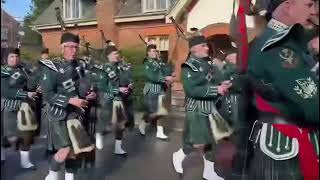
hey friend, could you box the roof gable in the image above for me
[32,0,96,26]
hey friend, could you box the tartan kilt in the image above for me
[144,94,159,114]
[246,122,319,180]
[183,110,215,147]
[47,112,94,154]
[144,93,168,118]
[96,99,113,133]
[96,98,127,132]
[247,144,303,180]
[2,109,19,137]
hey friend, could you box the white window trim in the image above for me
[145,35,169,51]
[142,0,171,13]
[63,0,82,20]
[1,27,8,40]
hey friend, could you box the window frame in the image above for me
[145,35,170,51]
[142,0,171,13]
[63,0,82,20]
[1,27,8,41]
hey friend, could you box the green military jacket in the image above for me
[159,59,173,77]
[1,63,37,110]
[181,56,224,114]
[248,19,319,124]
[40,58,92,120]
[222,62,237,80]
[143,58,167,95]
[99,62,123,100]
[119,61,133,87]
[84,62,105,92]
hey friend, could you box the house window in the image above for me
[146,35,169,61]
[1,27,8,41]
[63,0,82,20]
[143,0,170,12]
[147,36,169,51]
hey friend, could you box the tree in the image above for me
[22,0,54,46]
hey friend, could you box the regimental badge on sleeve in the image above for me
[294,77,317,99]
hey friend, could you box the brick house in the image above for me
[31,0,263,107]
[1,9,20,48]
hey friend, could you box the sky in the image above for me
[2,0,32,21]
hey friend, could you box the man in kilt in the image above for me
[95,45,128,155]
[42,32,96,180]
[1,48,39,170]
[138,43,174,140]
[172,35,233,180]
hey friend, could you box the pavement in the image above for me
[1,111,212,180]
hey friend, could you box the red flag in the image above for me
[236,0,251,73]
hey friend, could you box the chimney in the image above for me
[96,0,119,47]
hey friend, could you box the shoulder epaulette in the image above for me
[104,63,113,72]
[1,66,11,77]
[39,59,58,72]
[261,26,294,52]
[181,60,199,72]
[93,64,104,70]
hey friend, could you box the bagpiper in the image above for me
[95,45,128,155]
[172,35,233,180]
[246,0,319,179]
[42,32,96,180]
[138,43,174,140]
[1,48,39,170]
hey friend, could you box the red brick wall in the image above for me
[96,0,118,45]
[1,9,19,48]
[40,25,99,55]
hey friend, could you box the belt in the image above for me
[257,112,315,128]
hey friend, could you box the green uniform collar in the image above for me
[189,55,210,63]
[260,19,305,52]
[267,18,289,32]
[147,57,158,62]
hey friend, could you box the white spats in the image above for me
[156,126,168,139]
[45,170,59,180]
[203,156,224,180]
[20,150,35,169]
[139,121,147,135]
[65,172,74,180]
[172,148,186,174]
[1,147,5,162]
[114,140,127,155]
[95,133,103,150]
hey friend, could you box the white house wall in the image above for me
[187,0,255,31]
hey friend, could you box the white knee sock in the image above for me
[114,140,127,155]
[1,147,5,161]
[65,172,74,180]
[20,150,34,168]
[95,133,103,150]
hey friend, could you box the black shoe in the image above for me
[1,137,11,148]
